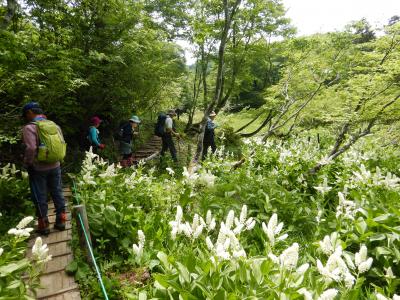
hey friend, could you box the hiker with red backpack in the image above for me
[22,102,67,235]
[155,109,180,163]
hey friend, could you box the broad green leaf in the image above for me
[0,259,30,277]
[176,262,190,283]
[138,291,147,300]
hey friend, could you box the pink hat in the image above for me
[90,116,102,126]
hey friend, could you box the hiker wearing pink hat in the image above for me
[88,116,105,152]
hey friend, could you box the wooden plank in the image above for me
[41,290,81,300]
[26,188,81,299]
[29,229,72,247]
[47,211,70,218]
[27,241,71,259]
[36,272,78,298]
[43,254,73,275]
[47,201,70,211]
[44,290,81,300]
[47,213,71,225]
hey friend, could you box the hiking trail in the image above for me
[122,135,173,166]
[27,187,80,300]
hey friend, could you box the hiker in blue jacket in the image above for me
[88,116,105,152]
[202,111,217,160]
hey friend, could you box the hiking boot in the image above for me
[37,218,50,235]
[54,212,67,231]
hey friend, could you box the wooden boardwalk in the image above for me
[121,135,163,167]
[27,187,81,300]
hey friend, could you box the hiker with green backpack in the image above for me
[22,102,67,235]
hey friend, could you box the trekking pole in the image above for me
[177,137,182,152]
[179,138,186,153]
[29,174,45,220]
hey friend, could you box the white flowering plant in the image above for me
[72,137,400,299]
[0,216,52,298]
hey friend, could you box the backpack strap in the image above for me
[29,121,41,145]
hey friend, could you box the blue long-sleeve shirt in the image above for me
[88,126,101,146]
[205,118,217,137]
[206,118,217,130]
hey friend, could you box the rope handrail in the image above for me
[72,181,109,300]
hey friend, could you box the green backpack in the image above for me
[33,120,67,163]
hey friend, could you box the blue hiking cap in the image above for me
[22,102,41,115]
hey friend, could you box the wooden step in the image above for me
[47,200,70,211]
[48,214,71,224]
[43,253,74,275]
[26,188,81,299]
[139,147,161,153]
[36,272,79,299]
[44,290,81,300]
[48,211,71,218]
[29,229,72,247]
[27,240,72,259]
[135,150,158,154]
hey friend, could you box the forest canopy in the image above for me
[0,0,399,161]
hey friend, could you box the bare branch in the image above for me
[310,93,400,174]
[241,110,274,137]
[235,111,264,133]
[380,32,400,65]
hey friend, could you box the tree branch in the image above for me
[310,93,400,174]
[241,110,274,137]
[235,111,264,133]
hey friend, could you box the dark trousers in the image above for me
[89,144,99,154]
[161,134,177,162]
[202,135,216,160]
[29,166,65,220]
[122,153,132,160]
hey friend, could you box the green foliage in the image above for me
[0,164,33,235]
[0,165,51,299]
[232,22,400,144]
[73,134,400,299]
[0,0,186,157]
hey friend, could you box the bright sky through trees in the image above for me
[179,0,400,64]
[284,0,400,35]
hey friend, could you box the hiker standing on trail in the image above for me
[119,115,141,160]
[156,109,180,163]
[88,116,105,153]
[22,102,67,235]
[202,111,218,160]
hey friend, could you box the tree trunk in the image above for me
[194,0,241,161]
[201,44,208,105]
[215,19,254,113]
[2,0,18,29]
[185,61,202,131]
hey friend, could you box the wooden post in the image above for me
[72,205,92,264]
[317,133,320,146]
